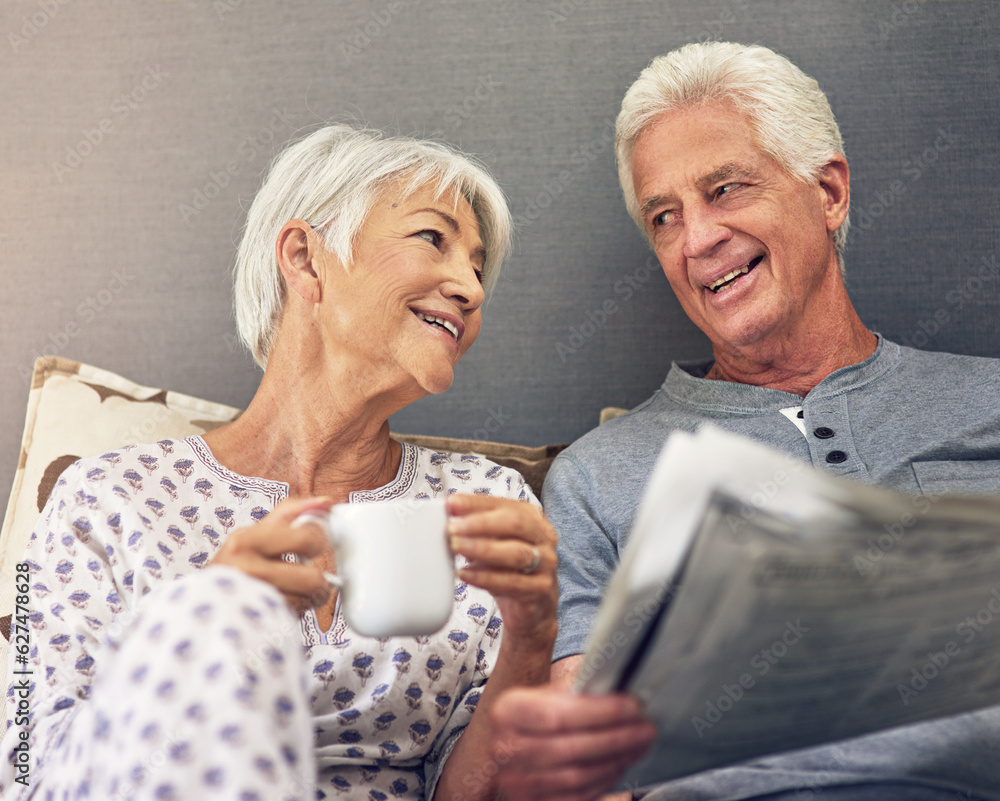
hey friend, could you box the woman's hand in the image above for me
[446,494,558,647]
[208,496,334,613]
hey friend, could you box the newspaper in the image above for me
[577,427,1000,787]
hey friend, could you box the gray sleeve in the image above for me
[543,451,621,661]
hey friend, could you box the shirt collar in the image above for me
[662,334,896,412]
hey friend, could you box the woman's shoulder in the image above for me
[41,437,214,513]
[403,442,533,503]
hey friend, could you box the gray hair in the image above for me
[234,125,513,368]
[616,41,849,271]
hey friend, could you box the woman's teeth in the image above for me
[416,312,458,340]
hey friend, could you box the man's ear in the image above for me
[818,154,850,233]
[277,219,326,304]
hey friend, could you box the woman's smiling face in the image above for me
[314,181,486,397]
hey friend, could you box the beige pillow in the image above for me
[599,407,629,425]
[0,357,241,664]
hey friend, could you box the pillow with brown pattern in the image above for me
[0,357,241,656]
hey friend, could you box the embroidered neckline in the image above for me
[186,436,289,506]
[182,436,422,647]
[349,440,419,503]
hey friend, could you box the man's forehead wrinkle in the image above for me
[699,161,756,188]
[638,161,757,217]
[639,192,674,218]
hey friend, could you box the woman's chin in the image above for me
[416,367,456,396]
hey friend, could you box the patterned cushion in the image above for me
[0,358,574,669]
[0,357,242,664]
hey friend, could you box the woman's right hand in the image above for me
[208,496,334,612]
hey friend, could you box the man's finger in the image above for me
[493,687,649,734]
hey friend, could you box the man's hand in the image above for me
[491,685,657,801]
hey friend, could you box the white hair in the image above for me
[234,125,513,368]
[616,41,849,271]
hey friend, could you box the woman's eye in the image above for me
[416,229,442,247]
[473,268,484,284]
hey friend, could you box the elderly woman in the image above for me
[1,126,557,800]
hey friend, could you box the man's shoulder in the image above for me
[546,386,691,495]
[892,340,1000,383]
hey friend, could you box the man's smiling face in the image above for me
[631,102,844,354]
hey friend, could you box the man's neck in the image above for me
[706,314,878,397]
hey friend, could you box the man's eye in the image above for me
[653,210,676,228]
[716,183,740,197]
[416,229,442,246]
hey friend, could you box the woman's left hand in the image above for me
[446,495,558,647]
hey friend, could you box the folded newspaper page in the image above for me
[577,427,1000,787]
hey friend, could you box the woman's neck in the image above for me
[203,353,409,500]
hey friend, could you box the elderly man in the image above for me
[492,41,1000,801]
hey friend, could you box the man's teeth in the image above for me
[709,264,751,293]
[416,312,458,340]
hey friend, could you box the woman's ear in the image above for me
[277,220,327,304]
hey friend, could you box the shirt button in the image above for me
[826,450,847,464]
[814,427,835,439]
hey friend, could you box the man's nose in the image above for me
[682,204,731,259]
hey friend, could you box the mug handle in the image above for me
[291,511,344,589]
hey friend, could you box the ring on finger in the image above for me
[521,545,542,574]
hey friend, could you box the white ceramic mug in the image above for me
[295,498,454,637]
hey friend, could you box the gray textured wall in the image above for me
[2,0,998,517]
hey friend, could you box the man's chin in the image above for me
[703,317,778,352]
